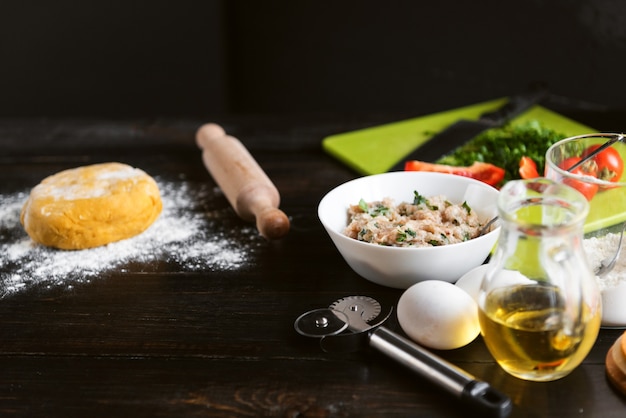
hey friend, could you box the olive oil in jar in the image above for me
[478,178,601,381]
[479,283,601,381]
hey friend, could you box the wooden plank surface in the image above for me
[1,113,625,417]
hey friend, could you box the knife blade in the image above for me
[389,88,547,171]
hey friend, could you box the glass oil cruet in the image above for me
[478,178,601,382]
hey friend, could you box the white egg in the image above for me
[397,280,480,350]
[455,264,489,303]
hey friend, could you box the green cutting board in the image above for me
[322,98,594,175]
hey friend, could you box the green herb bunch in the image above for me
[436,121,567,182]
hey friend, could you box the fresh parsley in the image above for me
[358,198,389,217]
[413,191,427,205]
[358,199,369,212]
[436,121,567,182]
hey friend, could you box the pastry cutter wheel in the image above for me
[294,295,512,418]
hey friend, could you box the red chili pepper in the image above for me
[519,156,540,179]
[404,160,505,187]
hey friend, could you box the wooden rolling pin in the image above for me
[196,123,290,240]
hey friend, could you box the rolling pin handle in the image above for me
[257,207,291,241]
[195,123,225,148]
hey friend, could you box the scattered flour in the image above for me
[0,179,262,297]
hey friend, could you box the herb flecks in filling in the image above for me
[345,191,484,248]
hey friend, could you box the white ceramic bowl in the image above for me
[318,171,500,289]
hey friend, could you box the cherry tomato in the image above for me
[558,156,599,200]
[563,177,599,200]
[519,156,540,179]
[582,144,624,183]
[558,156,594,173]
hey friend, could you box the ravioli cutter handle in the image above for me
[369,327,512,418]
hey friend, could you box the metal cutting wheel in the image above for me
[293,294,512,418]
[329,295,381,331]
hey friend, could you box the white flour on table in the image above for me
[0,179,262,297]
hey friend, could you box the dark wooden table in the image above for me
[2,107,626,417]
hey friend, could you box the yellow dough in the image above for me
[20,162,162,250]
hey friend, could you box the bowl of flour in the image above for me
[584,232,626,327]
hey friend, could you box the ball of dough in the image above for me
[20,162,162,250]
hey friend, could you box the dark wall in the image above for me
[0,1,226,118]
[1,1,626,118]
[227,1,626,115]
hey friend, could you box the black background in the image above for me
[2,0,626,119]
